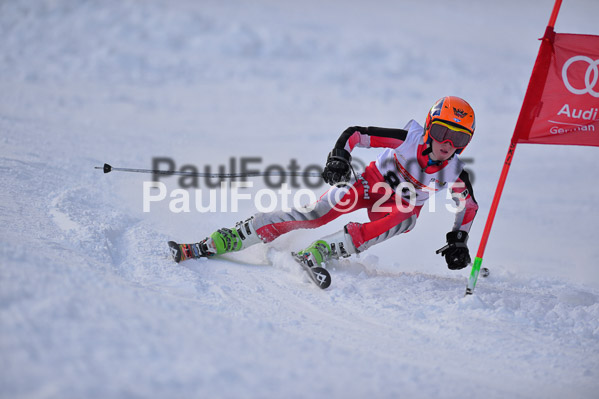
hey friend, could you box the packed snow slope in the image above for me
[1,0,599,398]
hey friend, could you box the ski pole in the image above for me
[95,163,323,179]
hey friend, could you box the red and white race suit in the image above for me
[252,120,478,252]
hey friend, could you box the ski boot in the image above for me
[168,217,263,263]
[294,229,357,268]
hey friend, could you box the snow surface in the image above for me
[2,0,599,398]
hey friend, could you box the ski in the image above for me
[168,241,183,263]
[291,252,332,289]
[168,240,214,263]
[169,241,331,289]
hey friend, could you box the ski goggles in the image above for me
[429,121,473,148]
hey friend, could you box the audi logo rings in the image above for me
[562,55,599,98]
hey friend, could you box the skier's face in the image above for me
[430,139,457,161]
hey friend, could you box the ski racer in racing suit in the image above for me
[169,96,478,272]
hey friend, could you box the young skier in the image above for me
[169,96,478,273]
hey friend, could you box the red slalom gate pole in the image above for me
[465,0,562,295]
[465,141,517,295]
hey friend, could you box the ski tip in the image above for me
[311,266,332,290]
[103,163,113,173]
[291,253,332,289]
[167,241,181,263]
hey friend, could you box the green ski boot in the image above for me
[294,229,357,268]
[168,217,263,263]
[296,240,332,268]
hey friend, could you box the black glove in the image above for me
[436,230,471,270]
[322,148,352,186]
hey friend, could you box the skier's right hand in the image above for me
[322,148,352,186]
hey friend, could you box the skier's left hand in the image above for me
[436,230,471,270]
